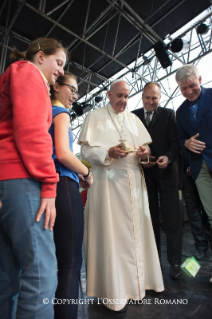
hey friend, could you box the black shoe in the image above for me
[193,249,206,260]
[170,264,182,279]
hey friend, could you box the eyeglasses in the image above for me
[57,81,80,99]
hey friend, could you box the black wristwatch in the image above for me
[83,168,90,178]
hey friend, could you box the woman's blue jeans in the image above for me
[0,178,57,319]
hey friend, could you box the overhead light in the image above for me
[70,113,77,122]
[170,38,189,53]
[72,102,83,116]
[143,56,151,65]
[81,102,93,113]
[71,102,93,117]
[196,23,209,35]
[95,96,103,103]
[153,42,172,69]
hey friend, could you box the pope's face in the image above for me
[142,84,161,112]
[178,76,202,101]
[107,82,130,113]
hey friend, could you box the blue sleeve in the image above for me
[52,106,71,119]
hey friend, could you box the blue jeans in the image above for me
[0,178,57,319]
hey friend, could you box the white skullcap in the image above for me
[110,79,130,90]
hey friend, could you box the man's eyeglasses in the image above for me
[57,81,80,99]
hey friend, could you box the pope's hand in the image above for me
[108,144,128,159]
[141,157,157,168]
[136,146,149,160]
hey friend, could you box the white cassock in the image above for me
[78,103,164,311]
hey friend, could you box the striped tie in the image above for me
[146,112,152,126]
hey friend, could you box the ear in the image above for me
[36,51,45,65]
[107,90,111,100]
[199,76,202,85]
[53,82,60,93]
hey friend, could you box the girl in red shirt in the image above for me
[0,38,67,319]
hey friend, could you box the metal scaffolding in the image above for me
[69,6,212,144]
[0,0,212,145]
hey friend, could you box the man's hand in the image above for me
[141,161,157,168]
[157,156,169,169]
[136,146,149,160]
[186,167,192,176]
[185,133,206,154]
[108,144,128,159]
[36,198,56,231]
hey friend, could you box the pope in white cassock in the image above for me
[78,80,164,311]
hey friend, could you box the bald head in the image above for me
[142,83,161,112]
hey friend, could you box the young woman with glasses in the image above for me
[0,38,67,318]
[49,72,93,319]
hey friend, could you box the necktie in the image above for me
[145,112,152,126]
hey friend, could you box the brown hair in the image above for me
[9,37,68,63]
[50,71,77,100]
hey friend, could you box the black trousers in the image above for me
[182,175,212,251]
[144,169,182,265]
[54,176,84,319]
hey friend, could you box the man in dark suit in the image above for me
[132,82,182,279]
[175,65,212,262]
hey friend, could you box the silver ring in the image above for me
[119,156,121,159]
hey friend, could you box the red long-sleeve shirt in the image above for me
[0,61,58,197]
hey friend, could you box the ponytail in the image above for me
[9,48,26,63]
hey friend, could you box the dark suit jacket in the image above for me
[176,87,212,179]
[132,106,180,186]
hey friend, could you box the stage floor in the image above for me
[78,222,212,319]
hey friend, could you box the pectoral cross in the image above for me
[119,138,126,144]
[119,139,127,150]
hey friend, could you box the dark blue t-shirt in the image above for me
[49,105,79,184]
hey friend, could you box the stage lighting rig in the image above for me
[70,102,93,121]
[196,23,210,35]
[95,96,103,103]
[153,42,172,69]
[170,38,189,53]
